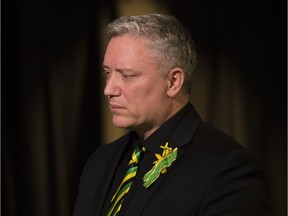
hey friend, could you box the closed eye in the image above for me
[122,74,137,78]
[121,73,139,81]
[102,70,111,78]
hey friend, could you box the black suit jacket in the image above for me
[73,106,270,216]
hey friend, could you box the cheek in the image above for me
[126,80,167,107]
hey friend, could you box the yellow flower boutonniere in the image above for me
[143,142,178,188]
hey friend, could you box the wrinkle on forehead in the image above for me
[103,35,158,74]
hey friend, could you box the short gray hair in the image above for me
[105,13,198,95]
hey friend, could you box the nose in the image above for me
[104,73,121,97]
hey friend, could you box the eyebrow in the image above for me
[102,65,138,73]
[102,65,110,70]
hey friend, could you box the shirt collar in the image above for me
[130,102,192,155]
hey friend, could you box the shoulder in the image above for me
[180,122,269,214]
[193,121,247,154]
[194,124,270,215]
[183,121,264,178]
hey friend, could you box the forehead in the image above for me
[103,35,157,68]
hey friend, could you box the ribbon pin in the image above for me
[143,142,178,188]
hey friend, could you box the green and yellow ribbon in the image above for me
[143,142,178,188]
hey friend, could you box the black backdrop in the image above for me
[2,0,286,215]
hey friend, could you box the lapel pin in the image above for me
[143,142,178,188]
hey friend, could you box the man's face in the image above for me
[103,35,172,137]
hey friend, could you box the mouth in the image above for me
[109,103,125,112]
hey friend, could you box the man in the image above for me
[73,13,270,216]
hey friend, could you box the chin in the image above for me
[112,117,134,129]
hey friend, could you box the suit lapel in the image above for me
[89,135,131,216]
[126,107,202,215]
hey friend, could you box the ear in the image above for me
[166,67,185,97]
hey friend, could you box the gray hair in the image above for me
[105,13,198,95]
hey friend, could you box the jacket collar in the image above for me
[143,102,195,154]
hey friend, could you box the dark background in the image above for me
[2,0,287,216]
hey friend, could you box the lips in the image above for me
[109,103,125,112]
[110,103,122,108]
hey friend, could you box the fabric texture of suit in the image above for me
[73,105,270,216]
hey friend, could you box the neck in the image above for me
[137,98,190,140]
